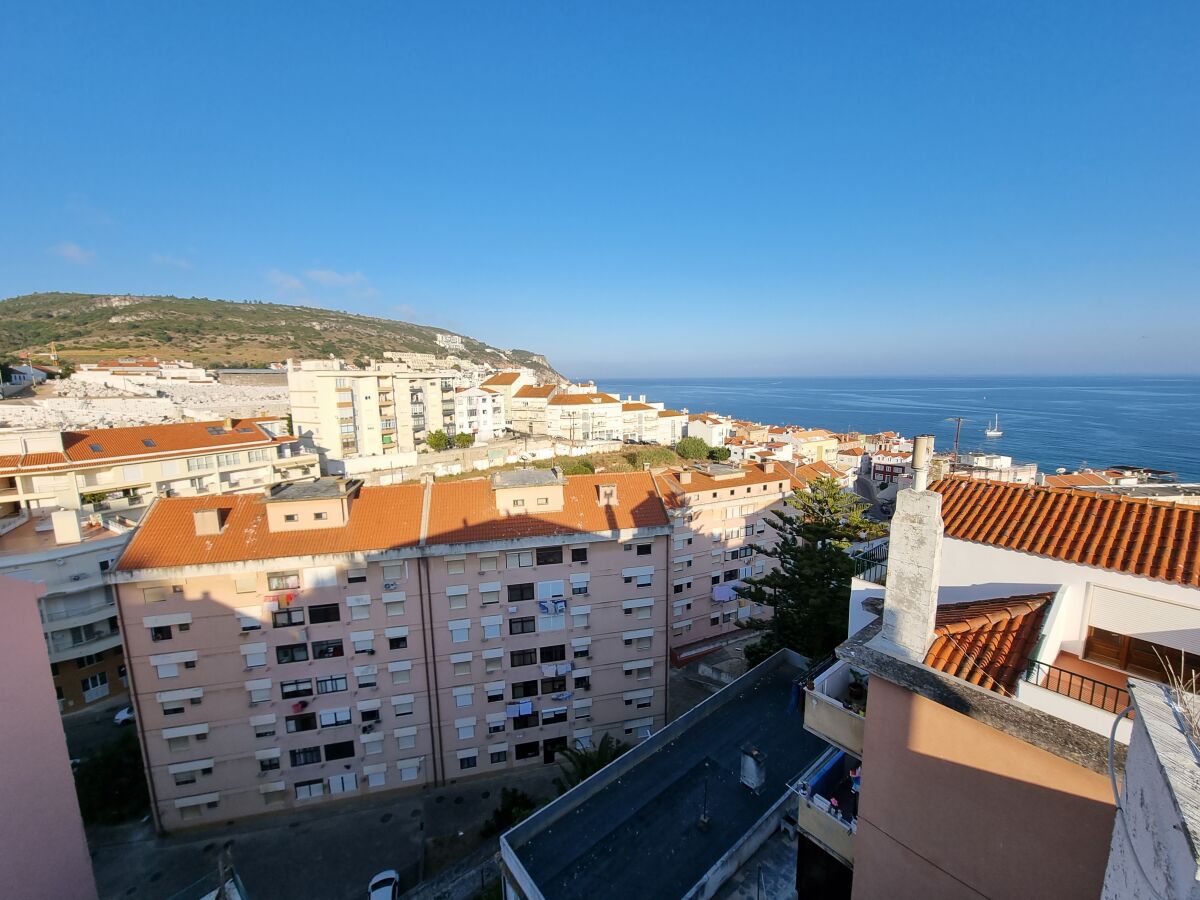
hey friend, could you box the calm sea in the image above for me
[592,376,1200,482]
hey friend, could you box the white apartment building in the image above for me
[656,410,687,445]
[686,414,733,447]
[287,359,454,472]
[453,387,506,441]
[620,399,665,443]
[545,393,623,443]
[112,470,672,831]
[510,385,559,435]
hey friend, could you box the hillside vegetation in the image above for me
[0,292,562,379]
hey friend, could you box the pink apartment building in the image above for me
[112,469,674,831]
[652,462,789,663]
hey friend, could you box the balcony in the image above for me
[796,747,858,869]
[42,596,117,629]
[803,659,867,757]
[46,627,122,664]
[1016,658,1134,742]
[849,540,888,586]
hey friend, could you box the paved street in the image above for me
[63,695,132,761]
[89,765,559,900]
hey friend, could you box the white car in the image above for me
[368,870,400,900]
[113,706,135,725]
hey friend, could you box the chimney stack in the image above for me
[51,509,82,545]
[879,435,942,662]
[193,507,229,536]
[679,470,692,485]
[596,483,618,506]
[762,461,775,474]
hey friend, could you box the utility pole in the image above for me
[945,417,966,458]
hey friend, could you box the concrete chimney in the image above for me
[51,509,82,545]
[596,483,618,506]
[879,434,942,663]
[193,507,228,536]
[762,461,775,474]
[678,470,692,485]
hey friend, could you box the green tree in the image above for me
[675,436,710,459]
[737,475,882,666]
[453,432,475,449]
[426,430,450,451]
[553,734,631,794]
[707,446,731,462]
[480,788,542,838]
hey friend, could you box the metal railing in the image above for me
[43,597,116,623]
[1021,660,1130,714]
[850,541,889,585]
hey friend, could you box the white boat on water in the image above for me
[985,415,1003,438]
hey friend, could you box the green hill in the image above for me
[0,292,562,379]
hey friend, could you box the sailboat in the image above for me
[985,414,1003,438]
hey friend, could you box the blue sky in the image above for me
[2,2,1197,377]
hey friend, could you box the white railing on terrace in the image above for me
[43,597,116,623]
[0,511,30,537]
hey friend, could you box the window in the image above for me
[511,649,537,668]
[479,554,498,572]
[710,613,721,626]
[456,718,476,740]
[151,625,173,642]
[280,679,313,699]
[253,719,276,738]
[484,652,503,674]
[480,583,501,606]
[258,755,280,773]
[267,571,300,591]
[382,563,407,586]
[276,644,309,664]
[536,547,563,566]
[506,551,533,569]
[283,513,299,523]
[541,677,566,694]
[452,656,472,677]
[447,585,469,610]
[490,747,508,764]
[515,741,540,761]
[187,455,214,472]
[487,716,506,734]
[389,662,412,685]
[512,680,538,699]
[388,633,408,650]
[392,695,415,717]
[513,713,538,730]
[316,675,348,695]
[355,667,378,688]
[481,616,503,640]
[539,645,566,663]
[673,579,692,595]
[324,741,355,762]
[508,583,535,603]
[486,682,505,702]
[448,620,470,643]
[383,593,406,616]
[459,752,478,771]
[347,568,367,584]
[162,700,186,716]
[512,499,525,508]
[542,708,568,725]
[574,673,592,691]
[307,607,340,628]
[290,747,321,767]
[636,544,652,556]
[286,713,317,733]
[538,612,565,632]
[313,512,328,521]
[295,779,324,800]
[509,617,536,636]
[272,608,305,627]
[318,708,352,728]
[312,639,344,659]
[395,727,417,751]
[352,632,375,653]
[571,607,590,629]
[571,547,588,563]
[446,557,466,575]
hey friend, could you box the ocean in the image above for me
[591,376,1200,482]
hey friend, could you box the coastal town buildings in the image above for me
[286,359,454,472]
[544,392,622,443]
[74,357,214,387]
[869,449,912,484]
[619,398,664,443]
[783,428,840,464]
[451,387,506,441]
[656,409,688,444]
[477,370,534,411]
[686,413,733,447]
[509,384,558,435]
[111,469,674,831]
[0,575,98,899]
[0,417,317,713]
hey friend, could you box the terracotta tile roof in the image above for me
[688,414,723,424]
[621,402,655,412]
[924,593,1052,694]
[0,418,293,476]
[514,385,557,399]
[547,393,620,406]
[427,473,667,544]
[652,463,791,509]
[933,478,1200,587]
[657,409,685,418]
[1041,472,1111,489]
[118,484,426,570]
[481,371,521,387]
[839,448,866,457]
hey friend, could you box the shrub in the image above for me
[675,436,710,459]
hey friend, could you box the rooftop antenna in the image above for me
[944,417,968,457]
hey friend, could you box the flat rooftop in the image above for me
[267,478,360,502]
[506,653,828,899]
[1081,483,1200,500]
[0,516,125,557]
[490,467,564,489]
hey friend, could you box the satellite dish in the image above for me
[1055,467,1066,475]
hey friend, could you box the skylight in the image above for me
[206,426,225,435]
[89,443,103,452]
[143,439,157,447]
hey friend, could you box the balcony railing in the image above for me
[849,540,888,586]
[1021,660,1131,714]
[43,597,116,623]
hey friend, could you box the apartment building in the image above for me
[544,392,622,443]
[784,428,840,464]
[509,385,559,435]
[656,409,687,445]
[653,462,789,662]
[686,413,732,447]
[452,387,507,440]
[794,440,1200,899]
[286,359,453,471]
[478,370,535,411]
[869,449,911,484]
[0,417,318,713]
[620,399,664,443]
[112,469,672,831]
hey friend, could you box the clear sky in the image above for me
[2,2,1197,377]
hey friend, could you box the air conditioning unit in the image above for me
[383,581,397,590]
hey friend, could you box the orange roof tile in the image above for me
[514,385,557,399]
[118,485,426,570]
[924,594,1052,694]
[621,402,655,412]
[427,473,667,544]
[547,392,620,406]
[1041,472,1111,489]
[657,409,685,418]
[652,463,791,509]
[933,478,1200,587]
[481,371,521,386]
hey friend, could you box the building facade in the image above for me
[509,385,558,435]
[452,387,506,441]
[112,470,673,831]
[544,393,622,443]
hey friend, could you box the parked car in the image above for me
[113,706,135,725]
[367,870,400,900]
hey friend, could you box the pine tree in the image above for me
[736,475,880,666]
